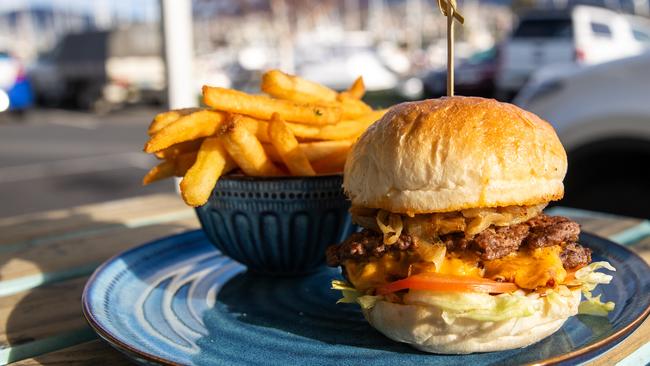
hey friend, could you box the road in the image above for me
[0,107,177,218]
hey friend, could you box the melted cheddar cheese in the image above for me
[345,245,568,292]
[438,252,484,278]
[483,246,567,289]
[345,252,412,292]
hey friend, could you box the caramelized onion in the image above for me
[462,204,546,236]
[415,239,447,271]
[351,204,546,240]
[376,210,404,245]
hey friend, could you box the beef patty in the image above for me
[326,214,588,269]
[560,243,592,269]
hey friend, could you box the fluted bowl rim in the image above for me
[217,173,343,182]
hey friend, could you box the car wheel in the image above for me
[76,83,104,111]
[561,138,650,218]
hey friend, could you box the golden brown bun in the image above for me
[344,97,567,214]
[362,288,581,354]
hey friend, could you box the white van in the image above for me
[496,5,650,99]
[513,53,650,218]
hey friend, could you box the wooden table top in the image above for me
[0,193,648,365]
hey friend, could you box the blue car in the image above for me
[0,51,34,113]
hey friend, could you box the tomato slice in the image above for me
[376,273,518,295]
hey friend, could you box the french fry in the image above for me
[287,109,387,140]
[286,120,362,141]
[299,140,354,161]
[143,73,385,202]
[261,69,338,103]
[219,116,283,176]
[236,115,270,142]
[261,70,370,118]
[142,160,175,185]
[174,151,198,176]
[144,110,227,153]
[262,143,282,163]
[154,139,203,159]
[143,150,199,185]
[268,113,315,176]
[263,140,353,163]
[202,86,341,125]
[339,76,365,100]
[338,98,372,119]
[180,138,236,207]
[148,108,201,135]
[247,113,388,145]
[152,115,269,158]
[305,98,372,119]
[312,150,349,174]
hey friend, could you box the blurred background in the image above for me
[0,0,649,219]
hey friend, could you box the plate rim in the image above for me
[81,230,650,366]
[81,231,205,366]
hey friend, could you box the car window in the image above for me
[632,28,650,43]
[466,48,497,65]
[513,19,573,39]
[590,22,612,37]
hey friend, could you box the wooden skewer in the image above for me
[446,0,454,97]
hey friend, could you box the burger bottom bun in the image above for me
[362,289,581,354]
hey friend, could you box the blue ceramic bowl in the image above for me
[194,174,355,275]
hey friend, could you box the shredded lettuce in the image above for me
[405,290,549,322]
[331,280,380,309]
[331,280,361,304]
[573,261,616,291]
[357,295,381,310]
[330,260,616,320]
[578,293,616,316]
[568,261,616,316]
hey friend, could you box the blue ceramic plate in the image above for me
[83,230,650,366]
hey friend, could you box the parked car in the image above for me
[497,6,650,100]
[29,24,164,112]
[27,49,65,107]
[422,47,499,98]
[0,51,33,114]
[298,46,398,92]
[514,52,650,218]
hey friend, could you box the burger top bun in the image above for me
[343,97,567,214]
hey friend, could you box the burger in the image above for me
[326,97,615,354]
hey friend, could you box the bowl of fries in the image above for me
[195,174,354,274]
[142,70,387,274]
